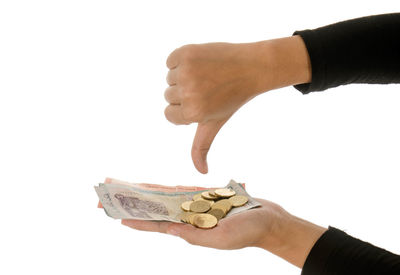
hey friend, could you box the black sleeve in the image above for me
[293,13,400,94]
[301,227,400,275]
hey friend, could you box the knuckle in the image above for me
[164,91,169,102]
[181,85,198,102]
[180,44,199,62]
[178,68,191,85]
[166,55,173,68]
[182,106,202,122]
[166,70,176,84]
[164,107,173,122]
[166,47,180,68]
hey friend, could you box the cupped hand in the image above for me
[121,199,286,250]
[120,197,326,268]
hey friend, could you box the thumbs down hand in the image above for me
[164,37,311,173]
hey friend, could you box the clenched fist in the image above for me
[164,36,311,173]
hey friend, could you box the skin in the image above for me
[99,35,327,269]
[164,35,311,174]
[119,200,326,268]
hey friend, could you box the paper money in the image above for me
[95,179,261,222]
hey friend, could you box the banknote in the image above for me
[95,179,261,222]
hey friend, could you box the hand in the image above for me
[164,36,311,173]
[122,199,282,250]
[121,199,326,268]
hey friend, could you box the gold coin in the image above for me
[190,200,211,213]
[215,188,236,198]
[192,193,203,201]
[193,197,214,206]
[201,191,218,200]
[207,208,225,220]
[210,205,226,215]
[188,213,198,225]
[208,190,217,197]
[229,195,248,207]
[193,214,218,229]
[179,211,191,223]
[181,200,193,212]
[212,199,232,214]
[179,212,187,222]
[205,200,215,206]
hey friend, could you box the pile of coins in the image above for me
[180,188,249,229]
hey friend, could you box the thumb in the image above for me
[192,119,227,174]
[167,223,214,247]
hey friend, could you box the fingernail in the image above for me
[200,161,208,174]
[167,228,180,237]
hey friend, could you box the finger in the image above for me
[164,105,190,125]
[191,120,227,174]
[166,69,178,86]
[121,219,181,234]
[164,86,181,105]
[167,223,222,247]
[166,48,180,69]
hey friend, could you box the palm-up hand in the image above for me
[99,196,325,267]
[119,198,326,268]
[121,199,285,250]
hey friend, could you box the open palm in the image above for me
[121,199,286,250]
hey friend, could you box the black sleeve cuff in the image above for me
[301,226,400,275]
[292,29,326,94]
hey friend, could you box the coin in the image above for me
[192,193,203,201]
[212,199,232,215]
[181,201,193,212]
[215,188,236,198]
[179,212,187,222]
[207,208,225,220]
[229,195,248,207]
[187,212,198,225]
[179,211,191,223]
[193,197,215,206]
[208,190,217,197]
[201,191,218,200]
[193,213,218,229]
[190,200,211,213]
[212,199,232,214]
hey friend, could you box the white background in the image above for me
[0,1,399,274]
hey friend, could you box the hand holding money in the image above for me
[121,197,327,268]
[95,178,326,268]
[122,198,287,250]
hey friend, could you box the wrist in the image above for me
[252,35,312,94]
[258,209,327,268]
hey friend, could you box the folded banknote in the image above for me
[95,179,261,222]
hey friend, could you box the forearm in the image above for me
[244,35,312,97]
[253,13,400,96]
[257,211,400,273]
[258,209,327,268]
